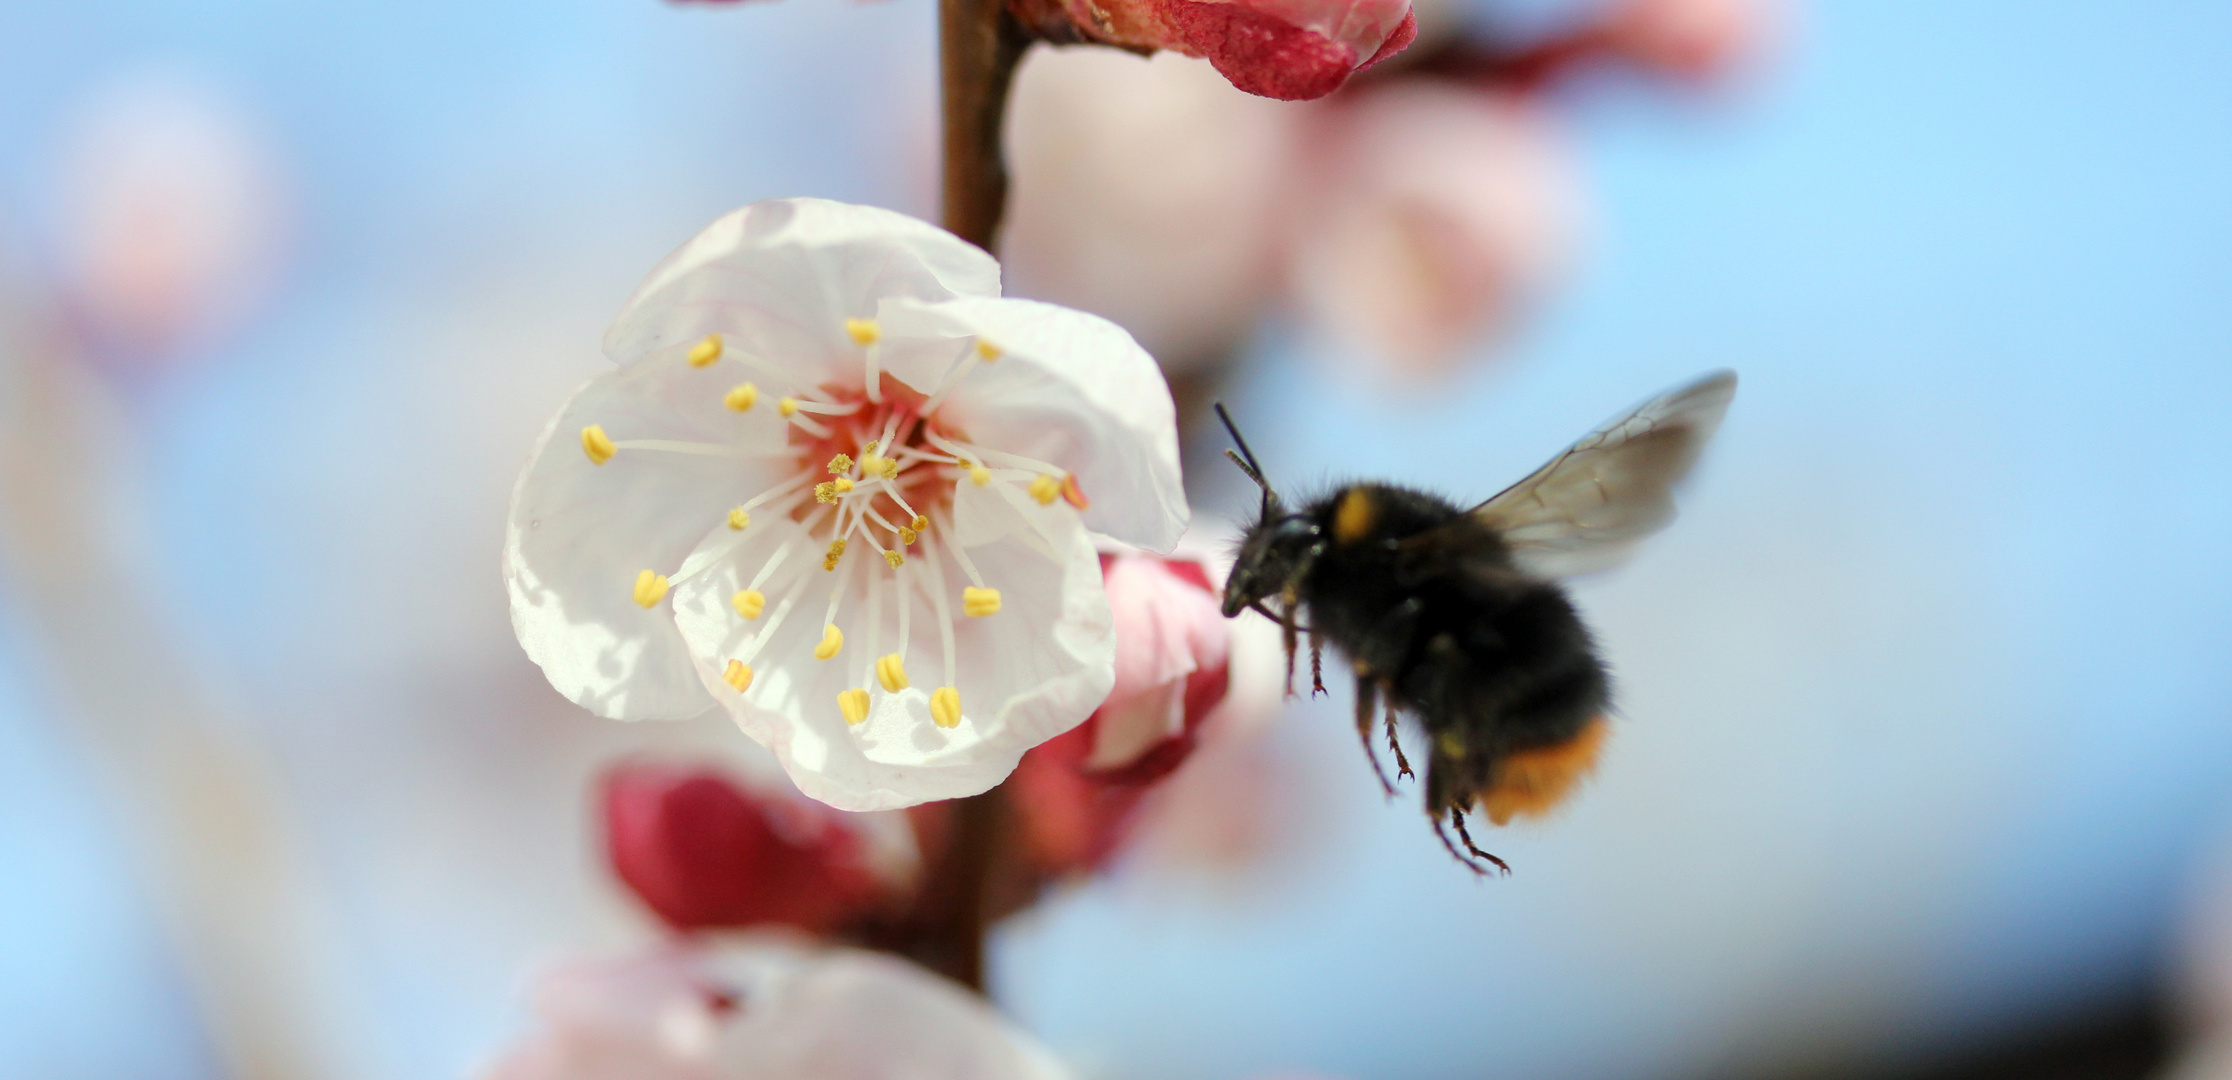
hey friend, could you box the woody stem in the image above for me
[939,0,1029,252]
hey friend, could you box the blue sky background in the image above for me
[0,2,2228,1078]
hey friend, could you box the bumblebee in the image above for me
[1216,371,1736,874]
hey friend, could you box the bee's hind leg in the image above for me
[1309,632,1326,698]
[1437,806,1511,877]
[1354,675,1396,797]
[1382,690,1414,781]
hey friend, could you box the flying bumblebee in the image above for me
[1216,371,1736,874]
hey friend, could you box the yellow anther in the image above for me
[1029,474,1061,505]
[731,589,765,620]
[779,397,799,418]
[581,425,616,465]
[878,458,899,480]
[838,687,871,725]
[814,482,839,504]
[722,660,754,692]
[884,550,904,568]
[687,334,723,367]
[862,441,879,455]
[962,586,1001,617]
[822,538,846,571]
[968,464,991,487]
[631,569,669,609]
[814,624,844,660]
[897,526,918,545]
[845,317,880,346]
[724,383,759,412]
[728,507,750,531]
[876,653,909,692]
[911,514,929,531]
[832,477,854,495]
[975,338,1001,362]
[828,454,854,475]
[931,687,962,729]
[858,454,886,476]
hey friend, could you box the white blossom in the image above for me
[506,198,1186,809]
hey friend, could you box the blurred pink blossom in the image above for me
[1289,84,1579,377]
[1599,0,1774,82]
[602,763,906,935]
[478,939,1075,1080]
[50,69,290,366]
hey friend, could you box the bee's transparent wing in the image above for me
[1472,370,1736,580]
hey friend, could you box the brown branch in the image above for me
[940,0,1029,252]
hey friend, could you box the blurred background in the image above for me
[2,1,2230,1079]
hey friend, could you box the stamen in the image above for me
[969,463,991,487]
[838,687,871,725]
[687,334,724,368]
[581,425,616,465]
[962,586,1001,617]
[814,624,844,660]
[931,686,962,729]
[975,338,1001,361]
[918,530,959,689]
[722,660,753,692]
[884,550,904,568]
[833,477,854,495]
[911,514,929,532]
[732,589,765,619]
[876,654,909,692]
[877,458,898,480]
[897,526,918,545]
[778,397,799,417]
[944,519,986,588]
[724,383,758,411]
[828,454,854,476]
[631,569,670,609]
[815,482,838,504]
[845,318,879,346]
[1028,474,1061,505]
[823,538,847,571]
[610,439,772,459]
[728,507,750,531]
[1061,474,1089,510]
[737,571,814,664]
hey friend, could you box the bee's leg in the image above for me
[1382,688,1414,781]
[1354,675,1396,797]
[1278,581,1303,698]
[1309,632,1326,698]
[1443,807,1511,877]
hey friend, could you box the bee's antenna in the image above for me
[1213,402,1279,512]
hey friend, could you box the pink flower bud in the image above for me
[602,763,891,934]
[1006,552,1233,875]
[1015,0,1418,100]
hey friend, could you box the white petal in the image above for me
[672,503,1113,811]
[506,359,793,721]
[879,295,1188,551]
[601,199,1001,375]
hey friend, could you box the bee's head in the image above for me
[1212,402,1310,618]
[1223,511,1315,617]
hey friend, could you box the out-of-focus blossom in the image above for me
[1003,50,1298,375]
[602,762,906,934]
[507,197,1186,811]
[1290,85,1579,377]
[1012,0,1417,101]
[477,938,1075,1080]
[50,69,290,365]
[1005,548,1275,876]
[1598,0,1774,83]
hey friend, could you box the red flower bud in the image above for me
[602,762,890,934]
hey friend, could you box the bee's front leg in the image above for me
[1353,672,1396,797]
